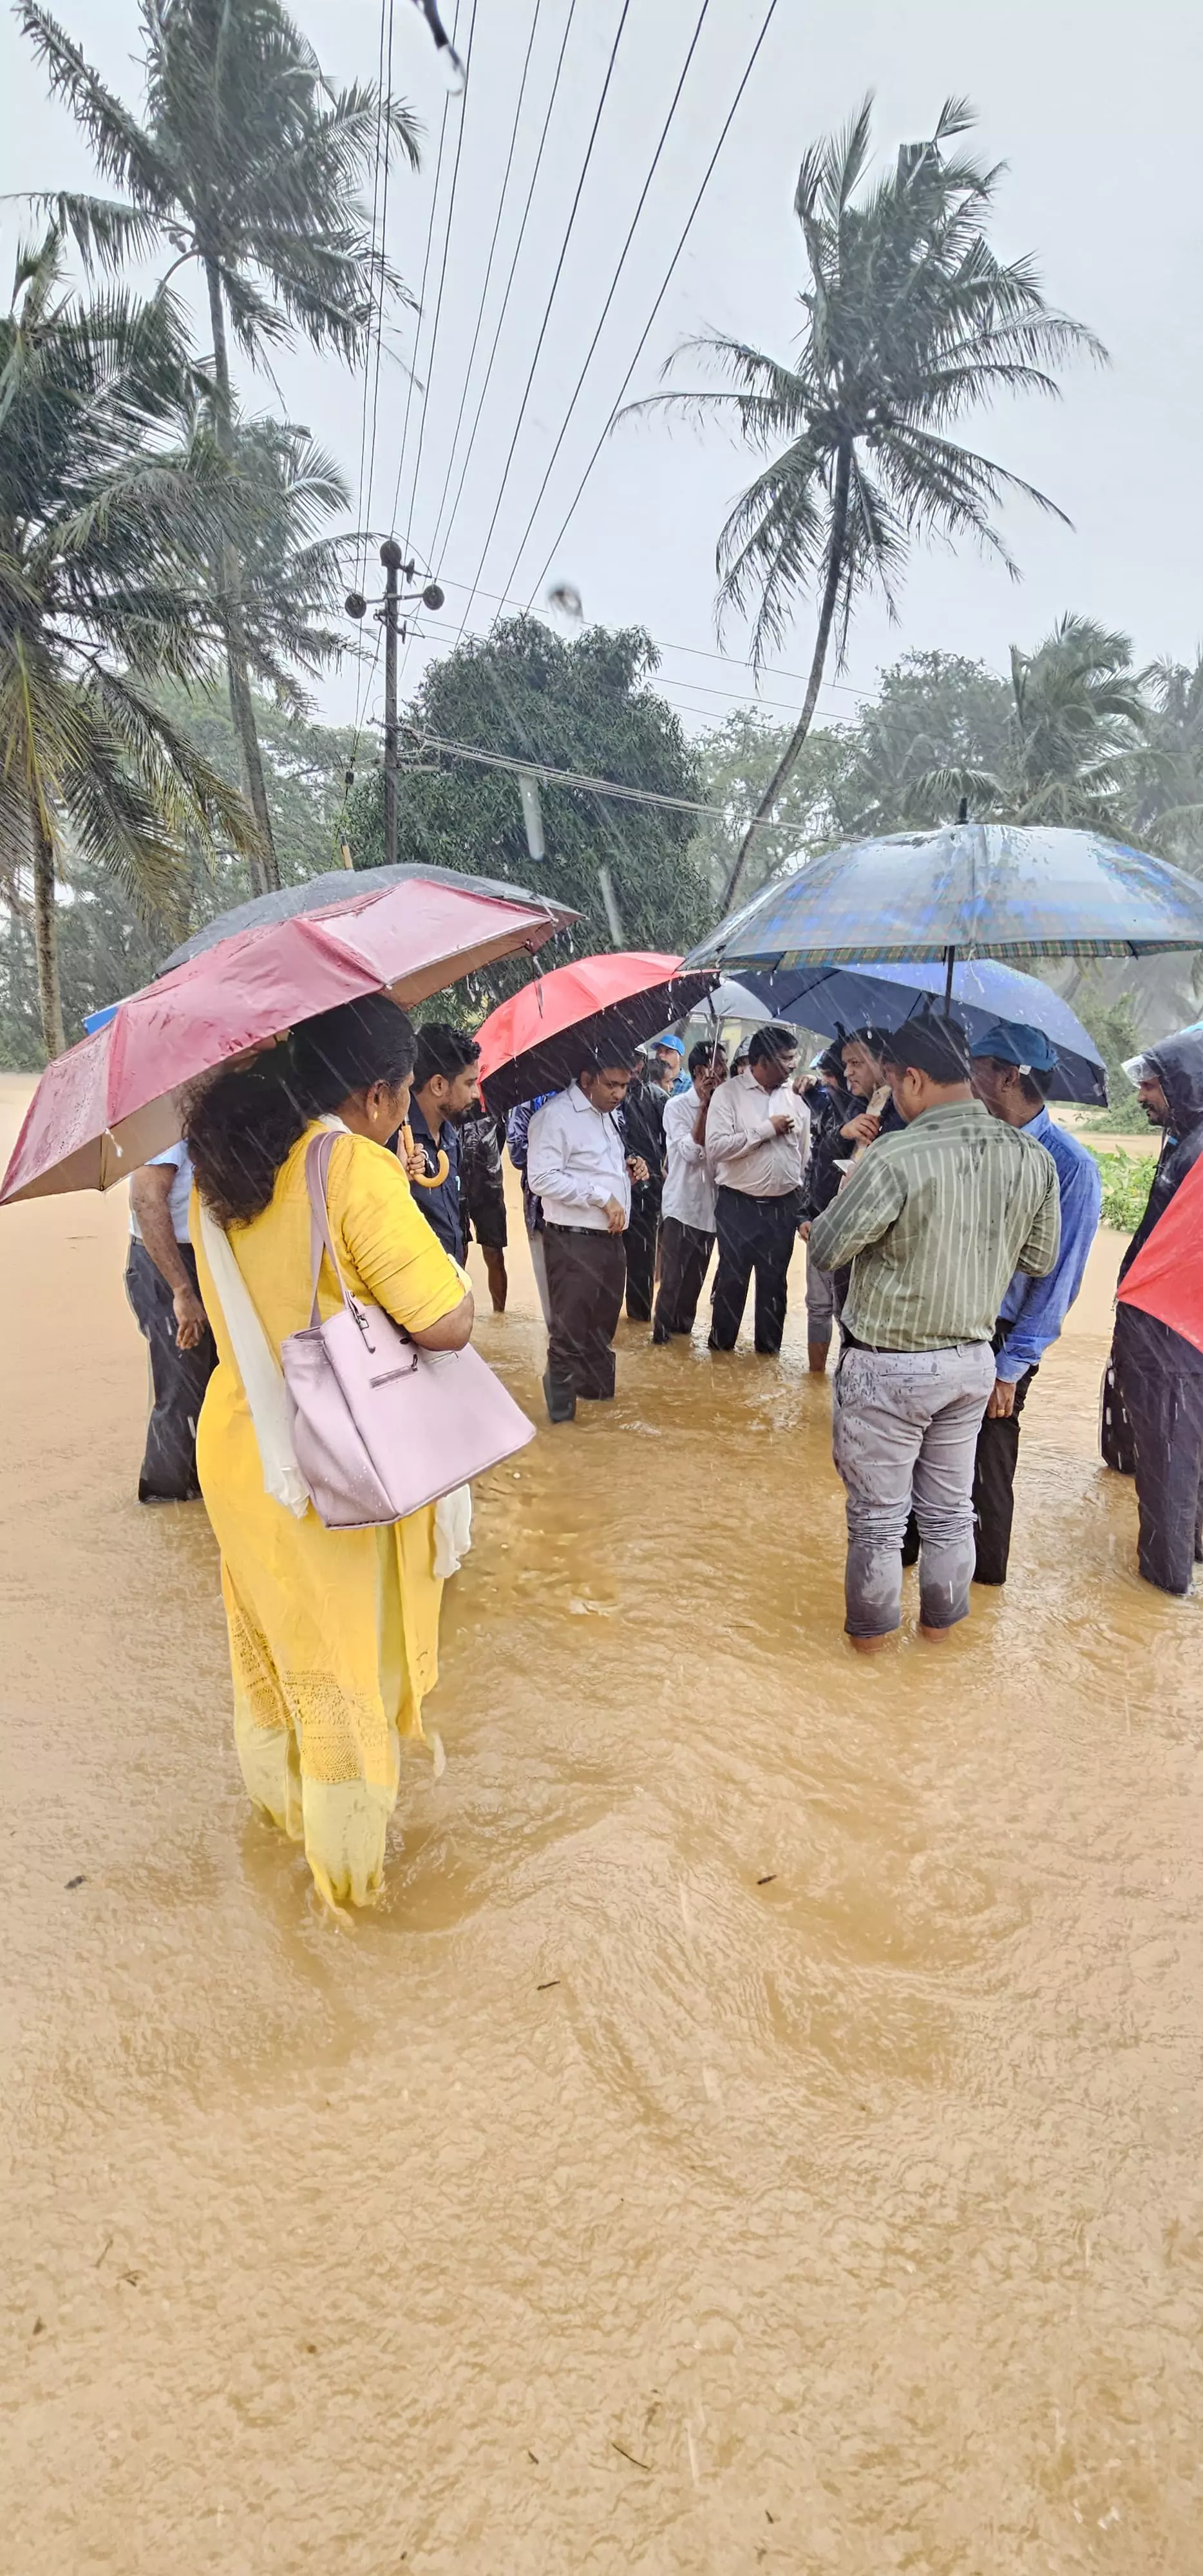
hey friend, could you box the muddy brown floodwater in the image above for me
[2,1070,1202,2573]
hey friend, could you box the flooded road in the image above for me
[2,1071,1202,2573]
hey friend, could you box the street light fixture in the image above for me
[345,544,446,867]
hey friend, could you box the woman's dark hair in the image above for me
[185,994,417,1227]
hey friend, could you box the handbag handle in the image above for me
[304,1130,371,1337]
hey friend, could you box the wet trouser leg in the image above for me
[653,1217,713,1341]
[624,1185,661,1322]
[528,1229,552,1327]
[1113,1303,1203,1594]
[832,1341,996,1636]
[805,1243,836,1350]
[709,1188,757,1349]
[544,1227,627,1400]
[710,1188,800,1354]
[972,1363,1036,1586]
[124,1241,216,1502]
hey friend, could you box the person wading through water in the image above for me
[526,1056,648,1422]
[809,1008,1061,1651]
[1106,1025,1203,1593]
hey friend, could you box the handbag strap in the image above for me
[303,1130,363,1329]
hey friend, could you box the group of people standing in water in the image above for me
[120,990,1203,1910]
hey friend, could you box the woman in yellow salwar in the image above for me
[187,997,473,1909]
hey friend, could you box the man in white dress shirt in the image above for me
[652,1041,728,1344]
[526,1056,648,1421]
[703,1025,810,1356]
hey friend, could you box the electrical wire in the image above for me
[352,0,392,598]
[361,0,397,565]
[384,1,461,549]
[399,727,811,829]
[451,0,635,643]
[522,0,783,615]
[429,0,581,585]
[419,0,547,571]
[397,0,481,554]
[489,0,714,623]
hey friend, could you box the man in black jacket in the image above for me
[620,1054,667,1323]
[1108,1025,1203,1593]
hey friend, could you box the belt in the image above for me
[840,1326,969,1354]
[545,1222,616,1238]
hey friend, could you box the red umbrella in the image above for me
[2,874,574,1205]
[1117,1153,1203,1357]
[476,952,719,1117]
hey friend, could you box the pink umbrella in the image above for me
[2,874,574,1204]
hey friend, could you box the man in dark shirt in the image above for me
[407,1024,482,1263]
[620,1054,668,1323]
[1108,1025,1203,1592]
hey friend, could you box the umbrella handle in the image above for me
[401,1121,450,1188]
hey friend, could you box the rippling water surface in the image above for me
[3,1079,1202,2573]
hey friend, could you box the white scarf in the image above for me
[197,1115,471,1572]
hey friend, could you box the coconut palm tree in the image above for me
[926,614,1153,832]
[18,0,419,888]
[625,97,1104,908]
[0,229,256,1056]
[1132,654,1203,869]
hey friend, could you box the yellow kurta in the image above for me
[192,1122,466,1909]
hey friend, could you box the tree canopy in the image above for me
[346,618,711,971]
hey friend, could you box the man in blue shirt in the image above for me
[969,1021,1103,1583]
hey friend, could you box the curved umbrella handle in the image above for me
[401,1121,450,1188]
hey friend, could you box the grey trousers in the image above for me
[831,1340,996,1636]
[805,1242,837,1345]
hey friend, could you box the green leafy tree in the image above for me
[833,649,1012,835]
[346,619,710,982]
[20,0,418,887]
[0,229,255,1056]
[1132,654,1203,869]
[0,691,358,1065]
[928,614,1152,831]
[627,96,1103,908]
[688,707,849,905]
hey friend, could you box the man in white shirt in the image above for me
[703,1024,810,1356]
[126,1141,215,1501]
[652,1041,728,1344]
[526,1056,648,1421]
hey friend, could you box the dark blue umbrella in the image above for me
[732,956,1107,1104]
[688,824,1203,981]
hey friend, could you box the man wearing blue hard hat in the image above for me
[968,1021,1102,1582]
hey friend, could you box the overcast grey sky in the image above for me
[2,0,1201,747]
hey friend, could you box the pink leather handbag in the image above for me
[281,1131,534,1530]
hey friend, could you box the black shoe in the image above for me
[542,1372,576,1424]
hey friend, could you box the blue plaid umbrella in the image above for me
[687,824,1203,980]
[729,956,1107,1104]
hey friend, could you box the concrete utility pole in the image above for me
[380,538,404,874]
[345,551,444,871]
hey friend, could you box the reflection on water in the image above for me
[2,1102,1202,2573]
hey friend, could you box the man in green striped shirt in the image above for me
[809,1010,1060,1649]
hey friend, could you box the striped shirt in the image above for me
[808,1100,1061,1352]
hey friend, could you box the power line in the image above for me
[430,0,582,583]
[396,609,859,723]
[384,5,460,547]
[399,727,820,828]
[419,0,548,570]
[451,0,636,643]
[352,0,392,596]
[399,0,482,553]
[361,0,397,564]
[489,0,714,622]
[522,0,783,614]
